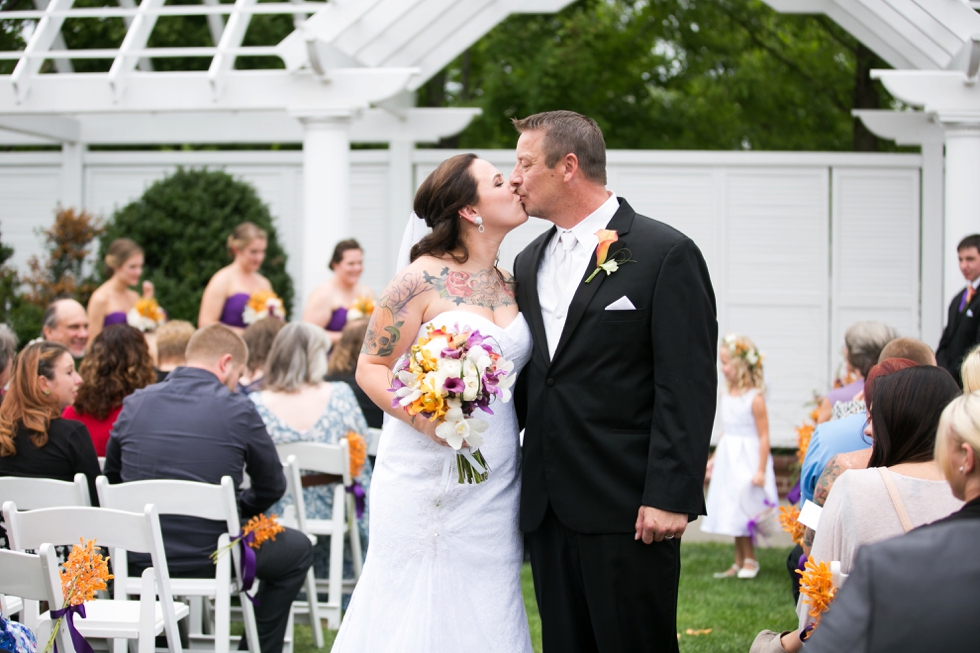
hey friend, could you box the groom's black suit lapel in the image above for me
[550,200,636,364]
[524,225,556,369]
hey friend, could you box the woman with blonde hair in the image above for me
[702,333,778,579]
[198,222,276,332]
[248,322,372,592]
[0,341,97,503]
[87,238,155,348]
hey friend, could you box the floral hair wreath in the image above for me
[722,333,764,371]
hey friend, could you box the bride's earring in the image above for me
[474,216,485,233]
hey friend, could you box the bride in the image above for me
[330,154,534,652]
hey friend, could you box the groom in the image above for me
[512,111,718,653]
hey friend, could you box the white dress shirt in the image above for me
[537,193,620,359]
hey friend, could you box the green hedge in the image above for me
[97,168,294,323]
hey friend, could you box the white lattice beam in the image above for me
[202,0,227,45]
[0,115,79,141]
[0,68,417,113]
[10,0,76,102]
[117,0,154,71]
[209,0,258,98]
[33,0,73,73]
[108,0,166,100]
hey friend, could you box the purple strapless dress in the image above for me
[220,293,250,329]
[104,311,128,327]
[325,307,348,332]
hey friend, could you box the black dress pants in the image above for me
[526,506,681,653]
[134,526,313,653]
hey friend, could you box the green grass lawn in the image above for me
[294,543,797,653]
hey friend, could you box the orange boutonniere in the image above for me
[585,229,635,283]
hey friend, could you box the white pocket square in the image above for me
[969,309,975,318]
[605,296,636,311]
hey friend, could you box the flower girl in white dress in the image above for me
[702,334,778,579]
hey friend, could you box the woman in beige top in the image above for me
[753,365,962,653]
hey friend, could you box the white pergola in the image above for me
[765,0,980,312]
[0,0,574,305]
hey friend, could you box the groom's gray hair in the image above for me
[512,110,607,185]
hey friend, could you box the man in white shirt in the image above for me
[511,110,718,653]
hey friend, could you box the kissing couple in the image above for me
[330,110,718,653]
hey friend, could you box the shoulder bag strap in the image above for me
[878,467,914,533]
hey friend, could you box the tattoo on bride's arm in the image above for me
[362,273,431,357]
[423,267,516,311]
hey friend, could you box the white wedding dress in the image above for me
[330,310,534,653]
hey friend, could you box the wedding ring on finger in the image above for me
[664,534,675,539]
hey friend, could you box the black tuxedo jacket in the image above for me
[514,198,718,534]
[936,286,980,385]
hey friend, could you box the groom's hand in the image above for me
[635,506,687,544]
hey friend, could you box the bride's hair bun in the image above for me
[410,153,479,265]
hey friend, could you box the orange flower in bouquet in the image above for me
[346,431,367,479]
[42,539,114,653]
[242,513,285,550]
[796,422,815,466]
[797,558,838,635]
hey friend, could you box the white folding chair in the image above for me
[95,476,259,653]
[277,457,324,648]
[0,474,92,624]
[274,440,360,629]
[2,501,188,653]
[0,545,74,653]
[366,427,382,457]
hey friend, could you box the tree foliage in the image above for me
[23,207,105,307]
[0,229,43,345]
[97,168,294,323]
[421,0,894,151]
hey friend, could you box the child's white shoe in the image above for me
[737,559,759,579]
[713,564,741,579]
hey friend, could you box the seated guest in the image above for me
[0,324,19,399]
[154,320,195,382]
[250,323,371,580]
[960,344,980,393]
[801,358,919,556]
[803,392,980,653]
[238,317,284,394]
[41,299,89,359]
[104,325,312,653]
[755,366,963,653]
[816,321,897,423]
[800,337,936,505]
[63,325,156,456]
[324,318,383,429]
[830,337,937,419]
[0,341,97,502]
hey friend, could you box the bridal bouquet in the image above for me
[390,324,515,484]
[243,290,285,325]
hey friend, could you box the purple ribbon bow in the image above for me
[746,499,777,546]
[230,531,259,605]
[50,604,93,653]
[786,480,801,506]
[346,481,366,519]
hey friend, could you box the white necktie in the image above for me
[554,229,577,305]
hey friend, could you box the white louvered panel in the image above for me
[831,167,921,376]
[85,166,169,218]
[0,167,61,271]
[349,163,390,294]
[723,169,830,447]
[614,167,720,279]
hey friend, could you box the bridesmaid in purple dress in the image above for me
[301,239,374,345]
[198,222,274,334]
[87,238,154,352]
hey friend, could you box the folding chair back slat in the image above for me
[0,473,91,508]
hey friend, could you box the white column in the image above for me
[919,140,945,347]
[297,110,352,315]
[941,121,980,304]
[387,140,415,280]
[60,141,85,209]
